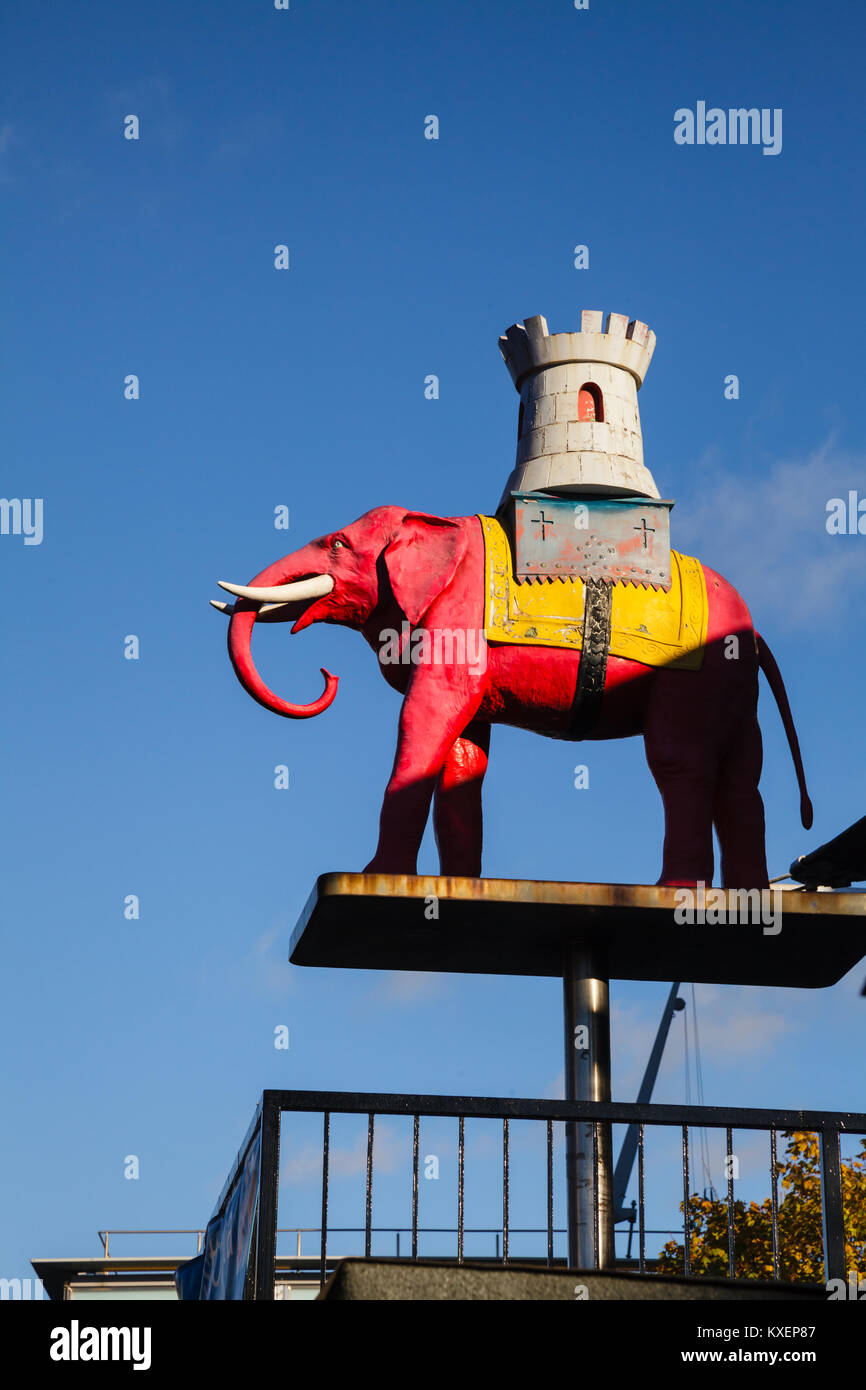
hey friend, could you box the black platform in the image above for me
[289,874,866,988]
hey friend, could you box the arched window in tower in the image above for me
[517,402,525,439]
[578,383,604,423]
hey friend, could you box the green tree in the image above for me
[657,1131,866,1282]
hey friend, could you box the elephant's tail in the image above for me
[756,633,813,830]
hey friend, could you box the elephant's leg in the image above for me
[644,689,717,885]
[364,674,484,875]
[646,756,717,886]
[713,716,769,889]
[433,721,490,876]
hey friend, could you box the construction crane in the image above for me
[612,982,685,1245]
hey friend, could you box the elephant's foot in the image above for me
[362,853,418,876]
[437,854,482,878]
[658,873,771,891]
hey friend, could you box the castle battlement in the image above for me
[499,311,656,392]
[497,310,660,502]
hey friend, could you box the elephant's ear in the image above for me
[383,513,469,627]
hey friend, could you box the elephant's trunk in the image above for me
[225,557,338,719]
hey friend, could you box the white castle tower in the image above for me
[498,310,660,502]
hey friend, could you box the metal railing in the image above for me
[220,1090,866,1299]
[273,1224,688,1260]
[98,1229,205,1258]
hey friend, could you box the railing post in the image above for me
[320,1111,330,1290]
[820,1128,846,1284]
[563,942,615,1269]
[243,1212,258,1300]
[253,1094,281,1300]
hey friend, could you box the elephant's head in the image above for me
[212,506,469,718]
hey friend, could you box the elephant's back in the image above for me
[701,563,755,645]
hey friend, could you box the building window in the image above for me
[578,383,603,423]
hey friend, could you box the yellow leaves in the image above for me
[655,1131,866,1282]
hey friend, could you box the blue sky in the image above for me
[3,0,865,1281]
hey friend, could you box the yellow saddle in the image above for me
[479,514,708,670]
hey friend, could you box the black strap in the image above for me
[568,579,612,739]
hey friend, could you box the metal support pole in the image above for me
[563,941,615,1269]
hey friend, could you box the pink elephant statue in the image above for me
[212,506,812,888]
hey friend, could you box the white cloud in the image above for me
[543,1069,564,1099]
[280,1121,408,1184]
[195,918,296,1000]
[545,985,798,1105]
[372,970,447,1004]
[104,76,183,149]
[675,439,866,624]
[683,984,796,1062]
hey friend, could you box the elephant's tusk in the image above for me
[218,575,334,604]
[210,598,289,617]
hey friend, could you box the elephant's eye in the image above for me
[331,538,346,549]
